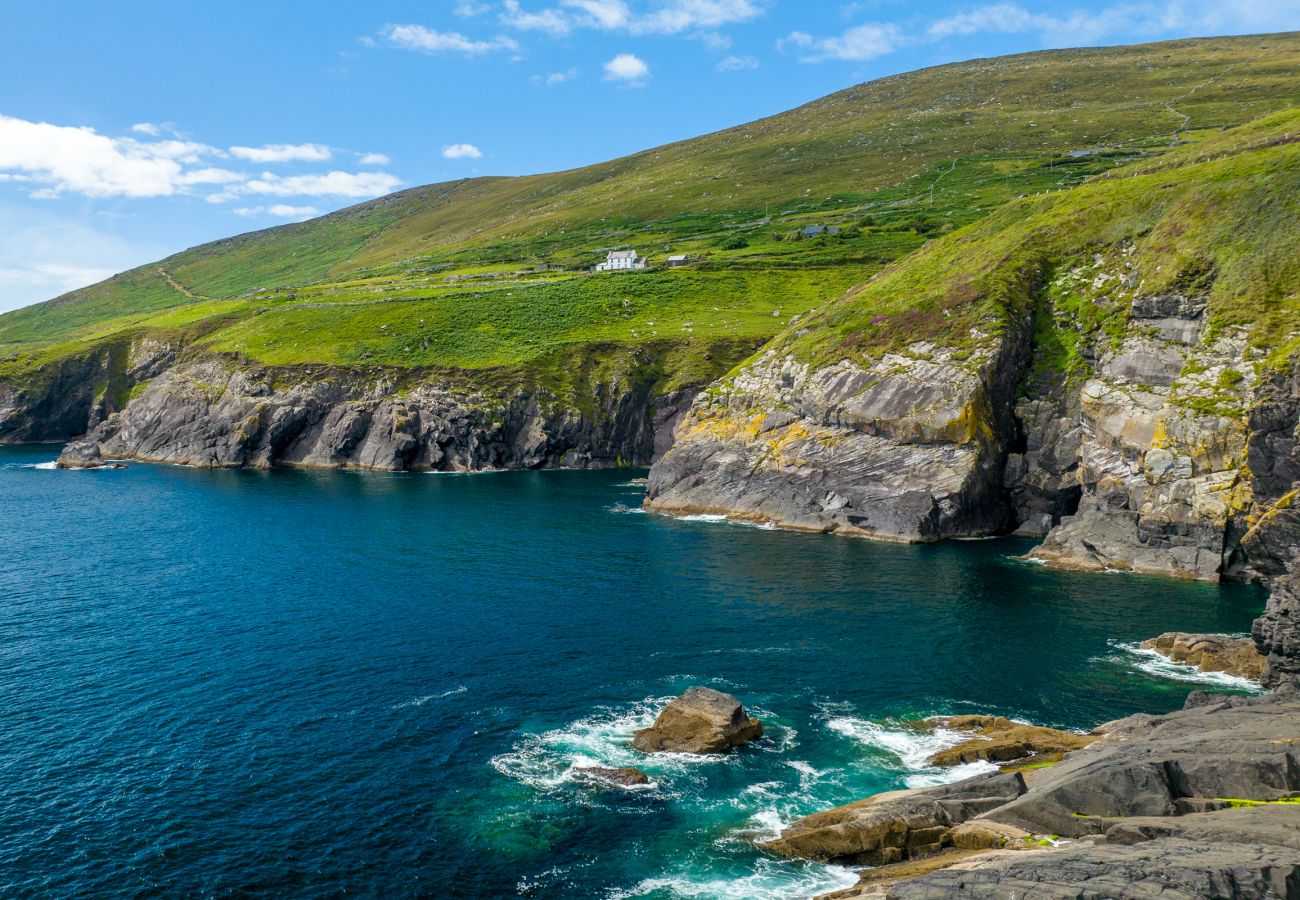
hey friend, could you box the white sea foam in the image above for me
[1113,641,1263,692]
[607,504,647,514]
[677,513,731,523]
[826,715,998,786]
[9,460,67,469]
[607,859,860,900]
[489,697,727,793]
[392,685,467,710]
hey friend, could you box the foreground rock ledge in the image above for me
[771,692,1300,898]
[1141,632,1266,681]
[631,687,762,754]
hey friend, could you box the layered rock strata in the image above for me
[646,335,1025,541]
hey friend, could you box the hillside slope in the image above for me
[1,32,1298,482]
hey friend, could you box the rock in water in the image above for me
[925,715,1097,767]
[573,766,651,788]
[56,441,125,469]
[631,687,762,754]
[1140,632,1265,681]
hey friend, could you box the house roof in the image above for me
[667,255,688,261]
[607,250,638,259]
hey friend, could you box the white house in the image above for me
[666,254,690,267]
[594,250,646,272]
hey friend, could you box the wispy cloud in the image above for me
[603,52,650,84]
[207,171,402,203]
[130,122,161,136]
[232,204,320,220]
[790,0,1300,65]
[442,143,484,159]
[779,22,901,61]
[381,23,519,55]
[716,53,758,71]
[359,152,391,165]
[499,0,766,36]
[229,143,332,163]
[534,67,580,86]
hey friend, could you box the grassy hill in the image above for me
[1,32,1298,398]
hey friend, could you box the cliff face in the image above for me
[645,329,1027,541]
[6,337,710,472]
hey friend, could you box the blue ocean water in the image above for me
[0,444,1264,898]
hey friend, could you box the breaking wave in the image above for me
[825,715,998,787]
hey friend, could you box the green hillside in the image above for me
[777,107,1300,377]
[1,32,1298,390]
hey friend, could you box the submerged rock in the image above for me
[1140,632,1265,681]
[924,715,1097,767]
[572,766,651,788]
[630,687,762,755]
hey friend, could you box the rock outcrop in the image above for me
[646,335,1025,541]
[631,687,762,755]
[1253,572,1300,688]
[1140,632,1265,681]
[925,715,1097,767]
[55,440,125,470]
[786,692,1300,898]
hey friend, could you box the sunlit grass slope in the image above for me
[0,32,1297,387]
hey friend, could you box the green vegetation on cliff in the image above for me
[1,32,1298,400]
[778,107,1300,379]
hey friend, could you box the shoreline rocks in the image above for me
[631,687,762,755]
[1140,632,1265,681]
[785,691,1300,898]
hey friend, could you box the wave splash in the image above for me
[825,715,998,788]
[1112,641,1263,692]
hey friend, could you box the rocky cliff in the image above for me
[1,335,735,472]
[649,116,1300,584]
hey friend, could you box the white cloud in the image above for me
[208,170,402,203]
[564,0,632,29]
[716,53,758,71]
[499,0,765,36]
[0,114,229,198]
[786,22,902,61]
[534,67,580,86]
[603,53,650,84]
[229,143,332,163]
[381,23,519,55]
[442,143,484,159]
[232,204,320,220]
[501,0,577,34]
[636,0,766,34]
[131,122,160,135]
[925,1,1300,48]
[359,152,391,165]
[454,1,491,15]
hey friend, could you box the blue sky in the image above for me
[1,0,1297,312]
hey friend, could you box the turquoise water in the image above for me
[0,444,1264,898]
